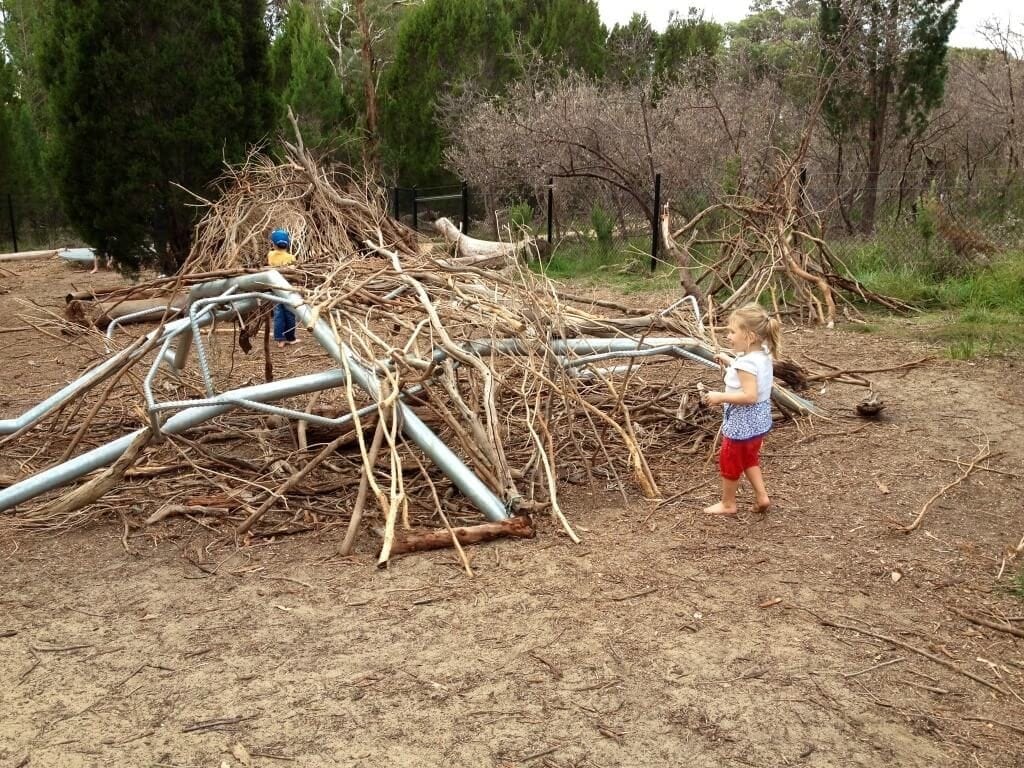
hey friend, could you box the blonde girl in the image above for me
[702,303,781,515]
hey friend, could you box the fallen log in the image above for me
[0,248,59,262]
[385,514,535,556]
[434,217,544,265]
[65,287,170,304]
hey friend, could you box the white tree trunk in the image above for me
[433,217,535,266]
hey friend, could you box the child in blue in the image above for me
[267,228,298,347]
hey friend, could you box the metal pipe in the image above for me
[186,286,240,395]
[0,371,349,512]
[0,290,255,436]
[59,247,98,264]
[152,270,509,522]
[143,297,258,430]
[105,305,183,342]
[256,270,510,523]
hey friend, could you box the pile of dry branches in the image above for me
[0,144,837,563]
[186,128,420,273]
[663,163,914,327]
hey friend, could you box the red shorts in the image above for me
[719,436,764,481]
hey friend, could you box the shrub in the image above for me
[508,200,534,234]
[590,204,615,253]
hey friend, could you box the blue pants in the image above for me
[273,304,296,342]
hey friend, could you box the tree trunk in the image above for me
[659,205,704,306]
[861,108,887,235]
[860,1,897,236]
[355,0,380,177]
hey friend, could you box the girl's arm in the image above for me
[705,370,758,406]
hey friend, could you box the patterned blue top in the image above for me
[722,400,773,441]
[720,348,774,441]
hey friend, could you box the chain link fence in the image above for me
[810,174,1024,278]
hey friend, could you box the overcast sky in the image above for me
[595,0,1018,49]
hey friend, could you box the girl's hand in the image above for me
[713,353,731,369]
[703,390,725,406]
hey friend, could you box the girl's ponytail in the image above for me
[731,302,782,356]
[765,315,782,356]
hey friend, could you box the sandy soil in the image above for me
[1,260,1023,768]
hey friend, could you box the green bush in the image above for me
[590,204,615,252]
[508,200,534,234]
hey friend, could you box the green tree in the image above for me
[654,8,722,84]
[509,0,607,76]
[40,0,274,270]
[0,53,20,194]
[605,12,657,85]
[380,0,518,183]
[0,0,60,226]
[726,0,818,94]
[819,0,961,234]
[271,0,357,157]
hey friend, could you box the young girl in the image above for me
[702,303,781,515]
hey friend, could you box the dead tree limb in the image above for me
[386,515,535,556]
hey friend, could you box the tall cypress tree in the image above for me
[819,0,960,234]
[654,9,722,84]
[40,0,273,270]
[380,0,517,183]
[605,13,657,85]
[509,0,607,76]
[270,0,357,159]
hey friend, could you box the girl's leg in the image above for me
[706,437,741,514]
[743,466,771,512]
[704,477,739,515]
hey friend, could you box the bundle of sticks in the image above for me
[661,162,913,327]
[0,143,835,563]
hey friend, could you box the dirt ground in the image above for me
[1,260,1023,768]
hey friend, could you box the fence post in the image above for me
[6,194,17,253]
[546,178,554,245]
[392,187,400,221]
[650,173,661,273]
[461,180,469,235]
[411,185,418,232]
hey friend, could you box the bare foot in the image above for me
[276,341,286,349]
[704,502,738,515]
[753,497,771,514]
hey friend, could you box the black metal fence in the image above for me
[392,182,470,235]
[469,173,1024,279]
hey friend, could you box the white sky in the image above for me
[596,0,1018,49]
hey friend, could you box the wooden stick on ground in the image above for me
[819,617,1008,695]
[338,416,387,556]
[236,430,353,536]
[437,508,475,576]
[386,515,535,556]
[897,441,991,534]
[952,608,1024,640]
[40,428,153,519]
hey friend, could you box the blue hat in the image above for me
[270,228,291,248]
